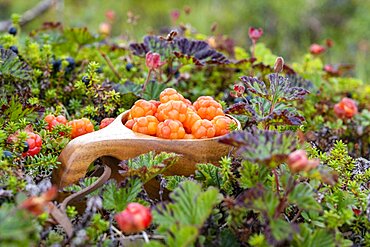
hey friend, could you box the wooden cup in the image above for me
[52,111,240,191]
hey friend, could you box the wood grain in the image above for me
[52,111,240,189]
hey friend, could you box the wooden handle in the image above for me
[53,111,240,189]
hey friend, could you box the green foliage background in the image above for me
[1,0,370,81]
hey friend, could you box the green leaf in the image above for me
[152,181,222,246]
[64,27,98,46]
[288,183,321,211]
[120,151,178,183]
[270,218,293,242]
[195,163,222,188]
[102,178,142,212]
[165,175,188,191]
[142,80,167,101]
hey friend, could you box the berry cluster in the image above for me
[125,88,236,139]
[44,114,95,139]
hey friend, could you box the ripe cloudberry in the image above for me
[132,116,159,136]
[130,99,157,119]
[184,133,195,139]
[183,109,201,133]
[68,118,94,139]
[156,119,185,139]
[159,88,185,103]
[156,100,188,123]
[211,115,234,136]
[99,118,115,129]
[44,114,67,131]
[22,132,42,157]
[191,119,216,139]
[193,96,224,120]
[115,203,152,234]
[125,119,135,129]
[334,97,358,119]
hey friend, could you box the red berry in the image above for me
[115,203,152,234]
[334,97,358,119]
[99,118,115,129]
[22,132,42,157]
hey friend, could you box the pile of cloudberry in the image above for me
[124,88,236,139]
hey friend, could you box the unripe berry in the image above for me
[115,203,152,234]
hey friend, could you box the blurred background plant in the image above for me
[1,0,369,81]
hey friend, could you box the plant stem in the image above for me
[272,168,280,197]
[143,69,153,91]
[99,50,121,81]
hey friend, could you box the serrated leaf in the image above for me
[268,74,310,102]
[0,48,33,81]
[288,183,321,211]
[219,128,297,166]
[165,175,188,191]
[102,178,142,212]
[270,218,294,242]
[129,35,230,65]
[240,76,269,99]
[195,163,222,188]
[153,180,221,230]
[143,80,167,100]
[64,27,98,46]
[119,151,179,183]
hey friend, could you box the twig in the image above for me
[291,208,303,223]
[0,0,59,32]
[98,50,121,81]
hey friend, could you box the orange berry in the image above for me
[183,109,201,133]
[159,88,185,103]
[68,118,94,139]
[149,100,161,108]
[193,96,224,120]
[211,115,234,136]
[156,100,188,123]
[184,134,195,139]
[99,118,115,129]
[156,119,185,139]
[130,100,157,118]
[191,119,216,139]
[125,119,135,129]
[132,116,159,136]
[44,114,67,130]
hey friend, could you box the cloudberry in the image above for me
[334,97,358,119]
[125,119,135,129]
[132,116,159,136]
[183,109,201,133]
[44,114,67,131]
[130,100,157,118]
[156,100,188,123]
[22,132,42,157]
[193,96,224,120]
[100,118,115,129]
[159,88,185,103]
[184,134,195,139]
[211,115,234,136]
[149,100,161,109]
[156,119,185,139]
[115,203,152,234]
[68,118,94,139]
[191,119,216,139]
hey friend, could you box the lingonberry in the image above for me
[115,203,152,234]
[191,119,216,139]
[132,116,159,136]
[99,118,115,129]
[156,119,185,139]
[68,118,94,139]
[22,132,42,157]
[156,100,188,123]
